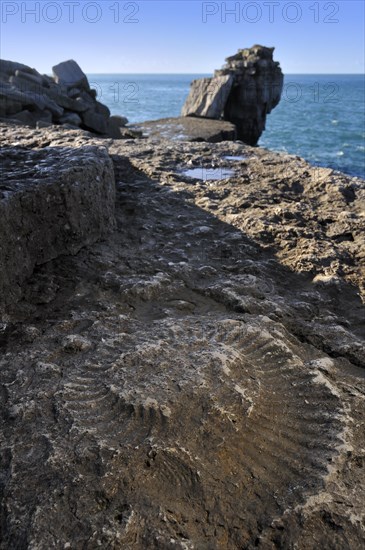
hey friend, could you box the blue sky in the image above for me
[1,1,364,73]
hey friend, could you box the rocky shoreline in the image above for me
[0,120,364,549]
[1,46,283,146]
[0,59,138,139]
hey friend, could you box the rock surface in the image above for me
[52,59,90,91]
[131,116,237,142]
[0,59,132,139]
[0,123,364,549]
[182,45,283,145]
[181,74,234,118]
[0,143,115,309]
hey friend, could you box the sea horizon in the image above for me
[86,72,364,76]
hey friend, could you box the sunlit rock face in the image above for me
[182,45,284,145]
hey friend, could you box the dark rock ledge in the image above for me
[130,116,236,142]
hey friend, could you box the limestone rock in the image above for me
[0,83,34,115]
[58,112,82,126]
[0,58,130,139]
[0,59,37,77]
[181,74,234,118]
[0,89,23,116]
[106,115,129,138]
[95,101,111,119]
[49,91,89,113]
[9,108,52,127]
[82,110,108,134]
[14,69,49,88]
[20,91,64,118]
[182,45,284,145]
[0,144,115,308]
[107,117,125,138]
[52,59,90,91]
[110,115,128,127]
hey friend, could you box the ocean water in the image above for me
[88,74,365,178]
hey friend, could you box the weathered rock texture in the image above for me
[0,144,115,309]
[0,59,134,138]
[182,45,283,145]
[131,116,236,142]
[181,74,234,118]
[0,123,364,549]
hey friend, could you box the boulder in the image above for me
[82,110,108,134]
[0,145,115,308]
[59,112,82,126]
[9,109,52,127]
[0,58,132,139]
[0,80,64,119]
[107,118,124,139]
[8,109,38,126]
[182,45,284,145]
[95,100,111,119]
[107,115,129,138]
[0,83,30,108]
[22,91,64,118]
[15,69,49,88]
[0,85,24,115]
[77,89,97,104]
[47,90,89,113]
[0,59,37,77]
[110,115,128,127]
[9,74,47,94]
[181,74,234,118]
[88,89,98,100]
[67,87,82,98]
[52,59,90,91]
[0,99,23,116]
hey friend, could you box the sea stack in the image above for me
[182,45,284,145]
